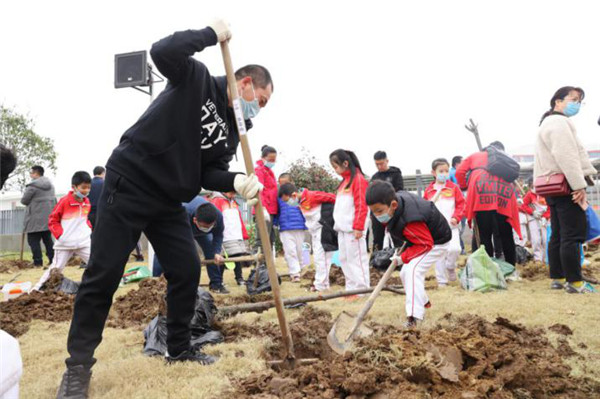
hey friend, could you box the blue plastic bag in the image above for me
[586,207,600,243]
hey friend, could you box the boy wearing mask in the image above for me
[423,158,466,286]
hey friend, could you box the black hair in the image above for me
[488,141,505,151]
[72,171,91,186]
[366,180,397,206]
[31,165,44,176]
[195,203,219,224]
[540,86,585,125]
[431,158,449,171]
[373,151,387,161]
[451,156,463,167]
[330,149,363,190]
[261,145,277,158]
[93,166,105,176]
[235,64,274,91]
[0,144,17,189]
[278,182,298,198]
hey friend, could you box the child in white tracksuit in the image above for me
[519,189,550,262]
[280,183,337,291]
[34,172,92,291]
[330,149,370,294]
[423,158,466,286]
[367,181,452,327]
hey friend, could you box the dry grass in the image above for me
[2,253,600,398]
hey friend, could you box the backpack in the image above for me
[486,146,520,183]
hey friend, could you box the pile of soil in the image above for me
[0,259,34,273]
[519,260,548,280]
[214,293,274,307]
[233,312,600,398]
[0,290,74,337]
[107,277,166,329]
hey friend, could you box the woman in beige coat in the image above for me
[534,86,596,294]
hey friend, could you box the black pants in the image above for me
[370,213,385,251]
[88,211,97,230]
[27,230,54,266]
[547,195,586,282]
[66,171,201,367]
[253,217,275,254]
[475,211,516,265]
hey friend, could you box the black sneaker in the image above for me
[166,349,218,365]
[236,279,246,286]
[209,285,230,294]
[56,365,92,399]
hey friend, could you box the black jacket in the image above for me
[371,166,404,191]
[107,28,250,203]
[319,203,338,252]
[88,177,104,213]
[386,191,451,247]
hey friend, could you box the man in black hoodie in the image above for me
[370,151,404,250]
[57,20,271,398]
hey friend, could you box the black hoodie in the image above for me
[107,28,250,203]
[371,166,404,191]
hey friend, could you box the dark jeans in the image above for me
[66,171,201,367]
[153,239,223,289]
[27,230,54,266]
[547,195,586,282]
[471,217,504,258]
[371,213,385,251]
[474,211,516,265]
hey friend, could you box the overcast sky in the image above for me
[2,0,599,192]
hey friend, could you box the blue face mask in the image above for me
[73,190,87,200]
[564,101,581,117]
[436,173,449,183]
[287,198,299,207]
[240,84,260,119]
[375,212,391,224]
[264,161,275,169]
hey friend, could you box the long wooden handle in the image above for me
[220,40,296,362]
[201,254,263,265]
[345,244,407,341]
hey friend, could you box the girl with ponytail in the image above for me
[329,149,370,296]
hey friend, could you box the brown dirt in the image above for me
[66,256,82,266]
[549,323,574,336]
[0,259,34,273]
[106,277,166,330]
[232,312,600,398]
[41,269,64,291]
[0,290,74,337]
[519,260,548,280]
[214,293,274,307]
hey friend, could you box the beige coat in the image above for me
[534,114,596,191]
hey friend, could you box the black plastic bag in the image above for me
[246,264,281,295]
[143,316,224,356]
[370,248,396,271]
[515,245,533,265]
[58,277,80,294]
[190,288,218,335]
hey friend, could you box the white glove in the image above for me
[234,174,263,202]
[390,253,404,267]
[208,18,232,42]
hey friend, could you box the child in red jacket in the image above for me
[519,183,550,262]
[424,158,466,286]
[33,172,92,290]
[330,149,370,296]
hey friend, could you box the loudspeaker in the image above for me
[114,51,148,88]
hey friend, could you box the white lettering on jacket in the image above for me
[200,99,229,149]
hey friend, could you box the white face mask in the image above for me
[197,224,214,233]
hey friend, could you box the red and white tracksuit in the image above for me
[211,194,250,252]
[517,191,550,262]
[333,170,370,291]
[300,189,336,291]
[423,181,466,285]
[398,222,450,320]
[34,192,92,290]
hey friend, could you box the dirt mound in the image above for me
[233,313,600,398]
[214,293,274,307]
[0,290,74,337]
[66,256,82,267]
[519,260,548,280]
[41,269,64,291]
[0,259,34,273]
[549,323,574,336]
[107,277,166,329]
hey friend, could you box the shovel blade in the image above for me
[327,311,373,356]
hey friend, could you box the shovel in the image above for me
[328,243,406,355]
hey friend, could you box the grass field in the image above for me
[1,252,600,398]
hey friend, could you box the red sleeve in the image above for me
[520,192,534,215]
[423,183,436,200]
[255,165,267,185]
[543,207,551,220]
[401,222,434,264]
[452,186,466,220]
[48,199,65,239]
[352,174,369,231]
[455,155,472,190]
[239,210,249,240]
[312,190,336,205]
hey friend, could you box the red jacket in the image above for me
[333,170,369,232]
[423,181,466,221]
[300,189,336,212]
[456,151,521,238]
[210,196,249,240]
[254,160,278,215]
[48,192,92,249]
[520,191,550,220]
[401,222,434,264]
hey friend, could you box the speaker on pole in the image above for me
[114,51,148,88]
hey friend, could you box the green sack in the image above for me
[492,257,516,278]
[121,266,152,284]
[459,246,507,292]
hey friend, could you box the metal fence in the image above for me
[0,208,25,235]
